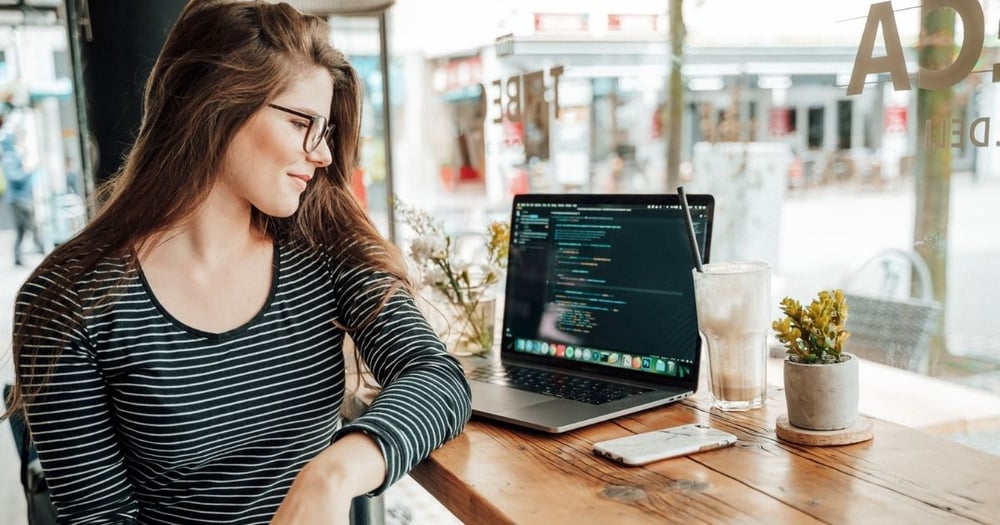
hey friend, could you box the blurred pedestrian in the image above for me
[64,156,82,196]
[1,126,44,266]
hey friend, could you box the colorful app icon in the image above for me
[582,350,591,361]
[556,345,566,357]
[641,357,651,369]
[622,355,631,367]
[632,356,642,369]
[541,342,549,354]
[655,359,666,372]
[667,361,677,376]
[608,353,619,365]
[592,351,601,362]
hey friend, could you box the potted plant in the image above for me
[772,289,858,431]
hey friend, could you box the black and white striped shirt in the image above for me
[16,237,471,524]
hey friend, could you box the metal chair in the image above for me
[841,248,942,374]
[3,384,58,525]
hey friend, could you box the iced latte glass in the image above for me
[692,261,771,411]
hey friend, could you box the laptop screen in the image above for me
[500,193,714,384]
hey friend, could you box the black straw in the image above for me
[677,186,704,273]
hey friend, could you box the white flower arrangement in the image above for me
[395,199,510,352]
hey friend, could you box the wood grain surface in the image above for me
[409,386,1000,524]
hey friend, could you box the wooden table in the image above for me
[407,383,1000,524]
[766,356,1000,436]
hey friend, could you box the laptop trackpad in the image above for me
[469,381,552,413]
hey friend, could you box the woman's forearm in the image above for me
[270,431,387,525]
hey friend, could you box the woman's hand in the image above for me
[270,432,387,525]
[270,464,355,525]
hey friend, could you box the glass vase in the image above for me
[425,284,497,356]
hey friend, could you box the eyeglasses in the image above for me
[267,103,335,154]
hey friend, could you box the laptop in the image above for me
[462,192,714,433]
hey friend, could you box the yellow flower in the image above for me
[773,289,850,364]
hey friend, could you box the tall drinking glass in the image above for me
[692,261,771,411]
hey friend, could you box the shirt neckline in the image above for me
[137,239,281,340]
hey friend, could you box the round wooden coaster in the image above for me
[775,414,874,446]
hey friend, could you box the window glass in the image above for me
[6,0,987,450]
[0,16,83,249]
[328,15,394,235]
[377,0,1000,451]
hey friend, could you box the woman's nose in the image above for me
[308,140,333,167]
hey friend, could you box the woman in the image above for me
[5,1,471,523]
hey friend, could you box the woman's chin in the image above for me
[257,200,301,219]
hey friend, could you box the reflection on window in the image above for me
[377,1,1000,455]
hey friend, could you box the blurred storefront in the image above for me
[1,0,998,381]
[0,0,83,246]
[3,0,998,243]
[386,2,903,220]
[374,0,1000,381]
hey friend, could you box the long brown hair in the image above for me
[4,0,407,418]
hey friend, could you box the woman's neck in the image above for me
[139,190,268,270]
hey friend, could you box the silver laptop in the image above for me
[462,193,715,433]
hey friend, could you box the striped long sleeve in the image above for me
[15,237,471,524]
[329,244,472,492]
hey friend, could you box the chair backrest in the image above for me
[841,249,942,374]
[4,384,59,525]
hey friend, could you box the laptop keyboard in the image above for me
[465,363,653,405]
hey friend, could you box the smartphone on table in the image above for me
[592,423,737,466]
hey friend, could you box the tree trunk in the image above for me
[914,7,954,366]
[664,0,684,192]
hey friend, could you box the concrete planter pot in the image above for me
[783,353,859,431]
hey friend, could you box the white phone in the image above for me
[592,423,737,466]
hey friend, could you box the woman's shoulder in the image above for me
[277,233,408,293]
[279,233,379,267]
[19,247,132,302]
[277,234,328,269]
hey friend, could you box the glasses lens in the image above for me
[306,117,329,153]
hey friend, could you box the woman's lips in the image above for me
[289,173,312,190]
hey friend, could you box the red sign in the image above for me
[502,120,524,146]
[607,14,662,33]
[534,13,588,33]
[769,107,791,136]
[884,106,907,133]
[432,56,482,93]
